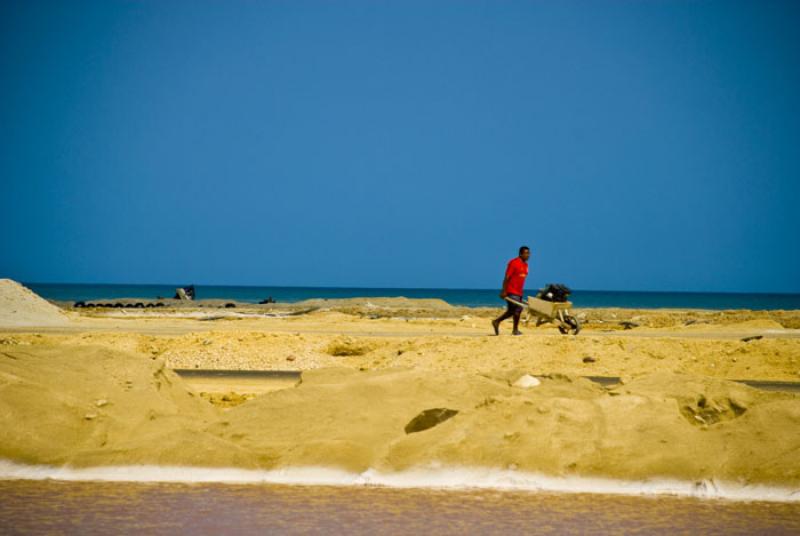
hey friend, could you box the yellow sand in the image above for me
[3,322,798,380]
[0,280,69,327]
[1,282,799,486]
[1,344,798,486]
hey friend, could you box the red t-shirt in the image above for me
[504,257,529,296]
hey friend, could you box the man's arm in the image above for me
[500,260,514,298]
[500,276,509,298]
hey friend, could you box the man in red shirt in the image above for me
[492,246,530,336]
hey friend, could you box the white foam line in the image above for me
[0,460,797,502]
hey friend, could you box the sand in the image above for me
[3,322,798,380]
[1,344,799,488]
[0,279,69,327]
[1,281,799,493]
[0,345,256,468]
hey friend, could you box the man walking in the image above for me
[492,246,530,336]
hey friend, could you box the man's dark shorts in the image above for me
[505,294,524,315]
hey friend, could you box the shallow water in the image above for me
[1,480,798,535]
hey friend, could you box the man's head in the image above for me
[519,246,531,262]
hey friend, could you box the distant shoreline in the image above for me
[25,282,800,311]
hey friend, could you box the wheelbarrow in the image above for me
[505,293,581,335]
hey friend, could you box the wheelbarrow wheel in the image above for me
[559,315,580,335]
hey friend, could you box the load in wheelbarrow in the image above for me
[507,283,580,335]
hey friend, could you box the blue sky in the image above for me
[1,0,798,292]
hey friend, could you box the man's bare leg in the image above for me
[492,310,513,335]
[512,311,523,335]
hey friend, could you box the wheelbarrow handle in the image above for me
[504,296,527,308]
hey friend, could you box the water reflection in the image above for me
[1,479,798,535]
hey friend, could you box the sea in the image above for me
[26,283,800,310]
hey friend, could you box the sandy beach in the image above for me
[1,280,799,499]
[5,3,799,531]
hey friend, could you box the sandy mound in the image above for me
[0,344,255,468]
[0,280,69,327]
[223,368,800,484]
[2,343,799,486]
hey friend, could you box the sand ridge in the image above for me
[1,343,799,488]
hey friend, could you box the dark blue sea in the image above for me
[25,283,800,310]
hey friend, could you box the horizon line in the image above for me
[17,280,800,297]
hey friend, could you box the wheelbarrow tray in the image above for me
[527,296,573,319]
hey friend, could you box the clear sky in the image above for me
[1,0,798,292]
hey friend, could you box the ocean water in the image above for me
[25,283,800,310]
